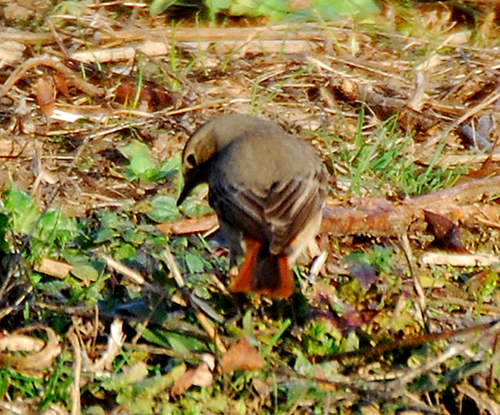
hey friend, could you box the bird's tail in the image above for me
[229,236,294,298]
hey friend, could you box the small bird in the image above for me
[177,114,327,298]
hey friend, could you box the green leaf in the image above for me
[31,211,79,257]
[147,195,179,223]
[292,347,313,375]
[184,252,206,274]
[114,243,137,261]
[104,362,149,390]
[301,321,341,357]
[157,155,181,180]
[93,227,118,244]
[93,212,131,244]
[123,229,146,245]
[71,263,100,284]
[0,212,11,252]
[3,186,39,234]
[223,0,290,19]
[143,327,208,353]
[326,0,380,16]
[104,363,185,415]
[99,211,123,229]
[36,279,71,295]
[242,309,254,337]
[178,197,213,218]
[205,0,233,14]
[119,141,157,180]
[287,0,380,22]
[150,0,178,16]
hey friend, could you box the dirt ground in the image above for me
[2,1,500,414]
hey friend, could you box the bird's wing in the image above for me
[209,167,326,254]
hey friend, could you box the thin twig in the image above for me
[401,233,428,330]
[68,328,82,415]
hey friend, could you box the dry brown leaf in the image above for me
[157,214,218,235]
[115,80,177,110]
[220,337,264,373]
[0,56,105,100]
[171,368,196,396]
[339,78,438,132]
[424,210,467,253]
[171,355,215,396]
[36,77,55,118]
[465,153,500,179]
[53,74,70,97]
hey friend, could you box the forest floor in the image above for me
[1,1,500,414]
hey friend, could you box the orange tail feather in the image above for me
[272,256,294,299]
[230,236,294,298]
[230,237,260,294]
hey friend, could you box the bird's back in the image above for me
[208,126,326,253]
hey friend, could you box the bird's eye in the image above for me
[270,180,280,191]
[186,154,196,167]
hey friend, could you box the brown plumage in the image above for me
[177,114,327,298]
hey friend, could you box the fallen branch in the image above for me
[323,175,500,236]
[0,55,105,100]
[166,175,500,238]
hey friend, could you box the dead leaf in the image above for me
[465,267,498,296]
[338,78,438,132]
[466,152,500,180]
[424,210,467,252]
[406,70,427,111]
[220,337,264,373]
[348,261,378,289]
[171,354,215,395]
[157,214,218,235]
[341,310,377,330]
[115,80,177,110]
[53,74,70,97]
[36,77,55,118]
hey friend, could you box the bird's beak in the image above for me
[177,171,199,207]
[177,183,192,206]
[177,160,210,207]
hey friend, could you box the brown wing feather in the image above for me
[209,165,326,254]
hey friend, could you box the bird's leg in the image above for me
[220,221,244,277]
[229,250,239,277]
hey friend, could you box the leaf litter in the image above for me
[1,1,500,414]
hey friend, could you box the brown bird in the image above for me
[177,114,327,298]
